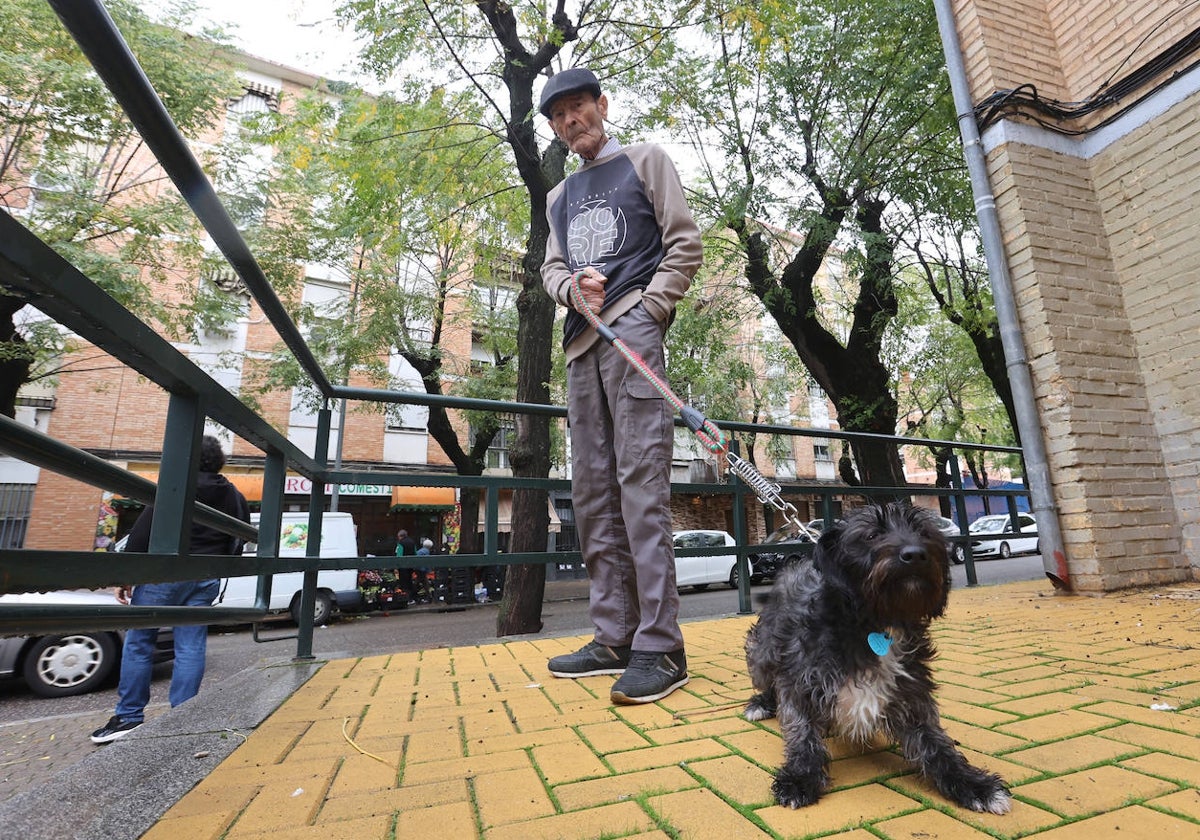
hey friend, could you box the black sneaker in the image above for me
[547,641,631,678]
[610,650,688,704]
[89,715,142,744]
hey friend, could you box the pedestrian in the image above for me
[395,528,418,603]
[90,435,251,743]
[538,68,703,704]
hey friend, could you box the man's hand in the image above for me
[570,266,607,314]
[116,585,132,605]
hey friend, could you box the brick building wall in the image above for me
[950,0,1200,590]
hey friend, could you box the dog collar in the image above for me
[867,631,893,656]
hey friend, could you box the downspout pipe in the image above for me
[933,0,1070,590]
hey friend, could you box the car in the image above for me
[751,522,819,581]
[672,529,759,590]
[0,589,174,698]
[955,513,1039,562]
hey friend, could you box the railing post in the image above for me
[948,454,978,586]
[147,394,204,558]
[256,451,285,611]
[294,407,331,660]
[728,440,753,615]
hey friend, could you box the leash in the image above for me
[567,271,818,541]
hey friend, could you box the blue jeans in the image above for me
[114,579,220,723]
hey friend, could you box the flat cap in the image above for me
[538,68,602,118]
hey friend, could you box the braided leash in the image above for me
[566,271,816,538]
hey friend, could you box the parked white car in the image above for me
[0,590,173,697]
[956,513,1039,561]
[672,529,758,590]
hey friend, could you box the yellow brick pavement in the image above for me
[147,580,1200,839]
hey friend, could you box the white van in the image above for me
[219,511,363,625]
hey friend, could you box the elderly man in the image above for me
[539,68,703,704]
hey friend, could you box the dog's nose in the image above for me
[899,546,925,564]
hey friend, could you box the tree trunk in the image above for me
[0,293,33,418]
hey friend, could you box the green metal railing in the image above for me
[0,0,1033,660]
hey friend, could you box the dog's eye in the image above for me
[863,530,878,541]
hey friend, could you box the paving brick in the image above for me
[227,780,331,837]
[316,777,468,823]
[827,751,913,790]
[1149,788,1200,821]
[474,764,556,828]
[391,801,475,839]
[577,720,652,754]
[1101,723,1200,761]
[649,787,771,838]
[606,738,731,773]
[1024,805,1200,839]
[1004,733,1145,773]
[225,814,394,840]
[327,751,401,797]
[644,714,755,745]
[996,708,1119,742]
[554,765,698,811]
[1121,752,1200,787]
[887,773,1064,836]
[755,783,921,837]
[484,800,655,840]
[1014,764,1179,817]
[686,754,776,807]
[874,806,997,839]
[400,749,533,786]
[140,812,237,840]
[533,738,611,786]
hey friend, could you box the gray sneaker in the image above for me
[548,641,631,678]
[610,650,688,704]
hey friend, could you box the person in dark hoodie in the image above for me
[90,435,250,744]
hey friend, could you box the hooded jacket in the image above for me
[124,471,251,555]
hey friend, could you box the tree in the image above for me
[0,0,239,416]
[338,0,697,635]
[234,82,524,553]
[633,0,967,488]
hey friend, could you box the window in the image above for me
[474,418,515,470]
[813,443,833,463]
[0,484,35,549]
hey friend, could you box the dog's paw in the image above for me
[744,694,776,721]
[973,787,1012,815]
[948,775,1012,814]
[772,772,824,809]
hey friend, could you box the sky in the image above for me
[147,0,362,80]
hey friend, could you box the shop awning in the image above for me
[478,492,562,533]
[123,470,263,502]
[389,485,457,511]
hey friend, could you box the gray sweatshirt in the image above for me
[542,141,703,361]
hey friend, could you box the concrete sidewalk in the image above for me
[14,578,1200,839]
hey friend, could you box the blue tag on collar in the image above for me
[867,632,892,656]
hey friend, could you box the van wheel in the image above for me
[999,542,1012,559]
[291,591,334,626]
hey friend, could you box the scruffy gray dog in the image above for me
[744,503,1011,813]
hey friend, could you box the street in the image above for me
[0,552,1047,801]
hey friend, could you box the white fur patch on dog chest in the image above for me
[833,654,905,743]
